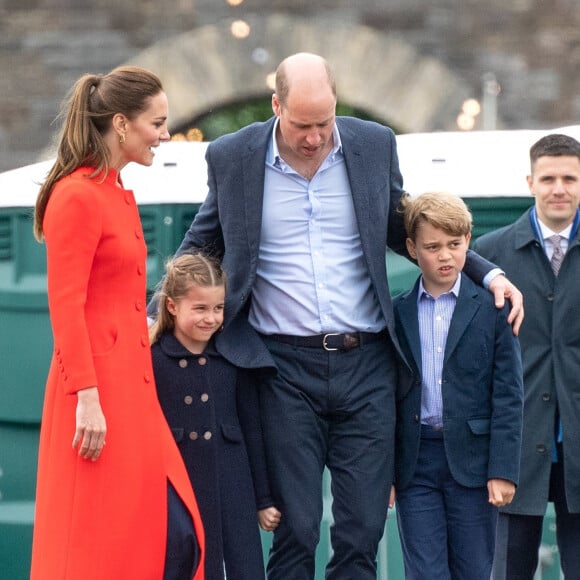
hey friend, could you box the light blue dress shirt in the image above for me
[417,275,460,428]
[248,121,386,335]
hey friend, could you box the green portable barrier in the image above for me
[0,501,35,580]
[535,504,563,580]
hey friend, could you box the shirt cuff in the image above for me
[482,268,505,289]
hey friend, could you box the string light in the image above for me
[186,128,204,141]
[457,98,481,130]
[230,19,250,39]
[456,112,476,131]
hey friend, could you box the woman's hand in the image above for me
[73,386,107,461]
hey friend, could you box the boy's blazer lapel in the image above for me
[444,274,481,364]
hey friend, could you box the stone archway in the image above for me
[130,13,473,133]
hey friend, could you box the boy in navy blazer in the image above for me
[392,192,524,580]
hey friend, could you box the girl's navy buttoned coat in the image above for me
[152,329,276,580]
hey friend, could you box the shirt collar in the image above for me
[418,273,461,303]
[536,217,572,242]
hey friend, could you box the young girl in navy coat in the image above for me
[150,252,281,580]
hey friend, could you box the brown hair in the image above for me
[401,191,472,241]
[33,66,163,241]
[149,253,226,344]
[530,133,580,172]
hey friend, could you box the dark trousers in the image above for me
[492,449,580,580]
[164,481,200,580]
[259,336,398,580]
[396,426,497,580]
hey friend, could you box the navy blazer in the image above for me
[393,273,524,489]
[177,116,496,364]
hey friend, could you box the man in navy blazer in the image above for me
[173,53,523,579]
[393,192,523,579]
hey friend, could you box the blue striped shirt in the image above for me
[417,275,460,428]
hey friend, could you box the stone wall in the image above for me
[0,0,578,172]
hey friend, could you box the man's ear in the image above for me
[526,174,535,196]
[272,93,281,117]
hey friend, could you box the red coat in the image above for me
[30,167,205,579]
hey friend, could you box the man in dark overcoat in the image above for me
[473,133,580,579]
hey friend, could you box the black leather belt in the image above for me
[265,331,386,352]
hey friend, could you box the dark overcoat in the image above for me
[473,208,580,514]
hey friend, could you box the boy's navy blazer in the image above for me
[393,272,523,490]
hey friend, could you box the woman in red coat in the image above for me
[31,66,204,580]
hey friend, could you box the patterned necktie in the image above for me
[549,234,564,275]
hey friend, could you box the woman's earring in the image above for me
[119,133,126,144]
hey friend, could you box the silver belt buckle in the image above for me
[323,333,340,351]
